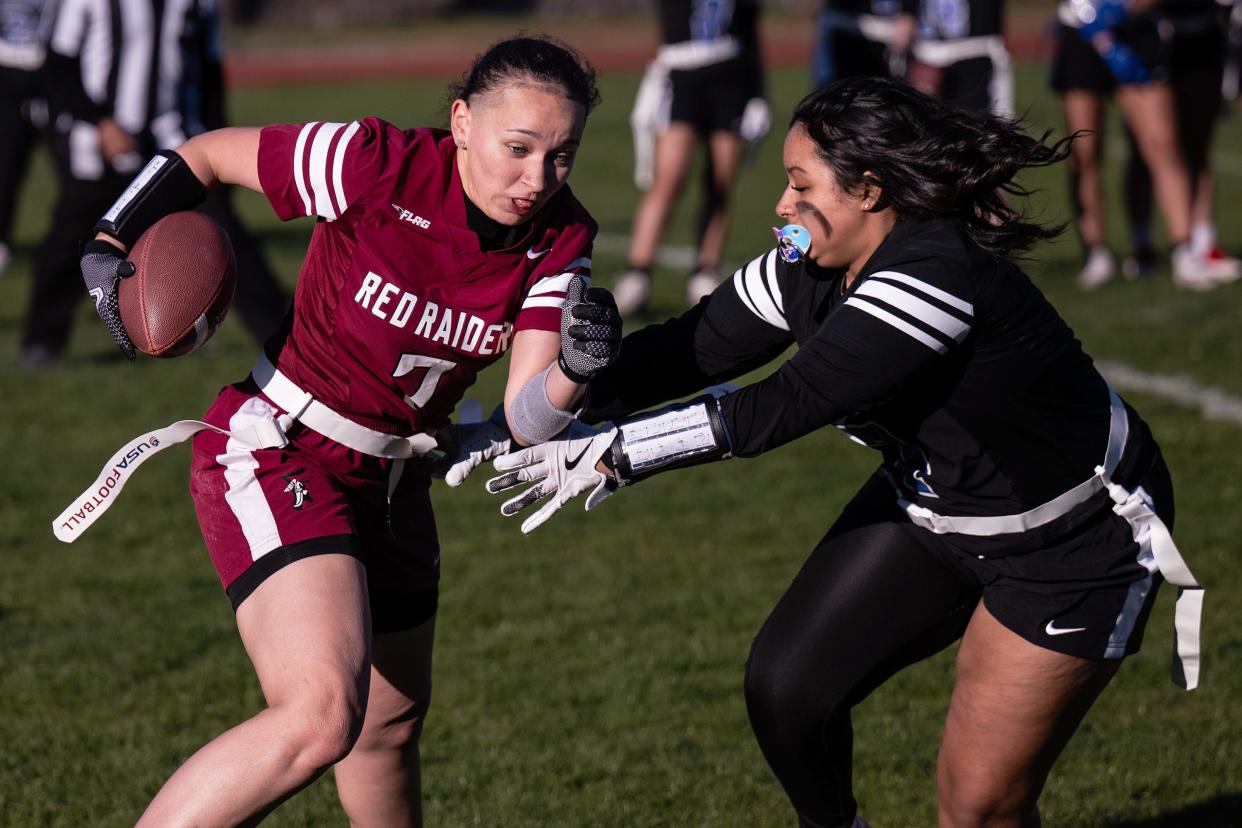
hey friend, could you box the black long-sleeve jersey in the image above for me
[585,219,1161,553]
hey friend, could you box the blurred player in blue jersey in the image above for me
[1050,0,1222,290]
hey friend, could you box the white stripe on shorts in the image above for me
[218,396,283,559]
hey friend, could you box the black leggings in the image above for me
[743,476,980,828]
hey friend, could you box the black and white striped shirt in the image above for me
[585,218,1160,543]
[44,0,218,178]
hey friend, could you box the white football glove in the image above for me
[432,403,511,487]
[486,422,619,534]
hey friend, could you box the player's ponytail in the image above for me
[790,77,1069,257]
[452,35,600,114]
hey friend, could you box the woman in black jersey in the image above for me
[483,77,1203,828]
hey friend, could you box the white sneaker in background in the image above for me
[1077,246,1115,290]
[1172,244,1218,292]
[1201,246,1241,284]
[612,269,651,316]
[685,270,721,307]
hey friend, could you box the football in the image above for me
[118,211,237,358]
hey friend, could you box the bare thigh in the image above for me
[937,602,1120,828]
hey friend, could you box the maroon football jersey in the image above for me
[256,117,597,436]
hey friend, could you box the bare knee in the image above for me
[276,685,368,776]
[938,770,1037,828]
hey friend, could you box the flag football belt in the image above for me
[898,386,1203,690]
[52,353,435,544]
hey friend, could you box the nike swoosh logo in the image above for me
[526,245,551,259]
[1045,621,1087,636]
[563,445,591,470]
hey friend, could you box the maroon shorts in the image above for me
[190,381,440,631]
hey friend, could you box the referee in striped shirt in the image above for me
[21,0,286,368]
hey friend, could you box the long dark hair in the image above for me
[791,76,1069,256]
[451,35,601,114]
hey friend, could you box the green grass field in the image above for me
[0,43,1239,827]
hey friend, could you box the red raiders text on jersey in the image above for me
[256,117,597,436]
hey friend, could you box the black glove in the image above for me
[81,238,137,360]
[557,275,622,383]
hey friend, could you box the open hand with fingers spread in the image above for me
[486,421,619,534]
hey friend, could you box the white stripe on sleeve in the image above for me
[844,298,949,354]
[762,250,785,320]
[870,271,974,315]
[308,121,345,220]
[734,251,789,330]
[521,296,566,310]
[331,120,361,217]
[527,273,576,297]
[853,279,972,342]
[292,122,316,216]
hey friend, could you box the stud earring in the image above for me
[455,140,466,149]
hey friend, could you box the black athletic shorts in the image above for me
[668,54,763,135]
[1050,19,1170,93]
[849,451,1173,661]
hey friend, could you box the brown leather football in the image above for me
[118,211,237,358]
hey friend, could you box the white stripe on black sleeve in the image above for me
[871,271,974,314]
[843,270,973,354]
[853,279,971,343]
[843,298,951,353]
[732,250,789,331]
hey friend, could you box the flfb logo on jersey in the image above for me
[391,203,431,229]
[282,471,313,511]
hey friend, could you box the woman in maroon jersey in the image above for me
[77,37,619,825]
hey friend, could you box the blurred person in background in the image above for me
[907,0,1013,116]
[485,76,1201,828]
[615,0,770,316]
[1051,0,1220,290]
[814,0,918,86]
[179,0,291,342]
[1120,0,1239,284]
[0,0,48,277]
[20,0,286,370]
[75,36,619,826]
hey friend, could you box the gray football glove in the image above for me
[432,404,513,488]
[81,238,137,360]
[486,422,619,534]
[557,275,621,383]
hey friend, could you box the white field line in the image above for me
[593,232,696,269]
[594,237,1242,428]
[1097,361,1242,428]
